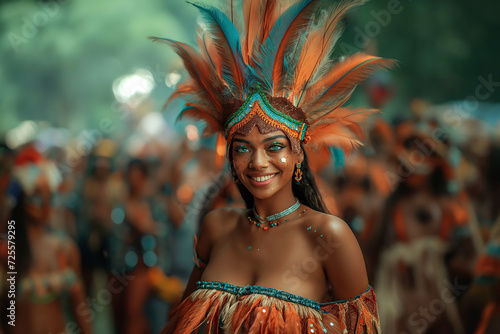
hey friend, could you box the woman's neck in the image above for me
[27,221,46,241]
[128,187,144,199]
[253,190,297,219]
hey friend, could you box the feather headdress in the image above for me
[151,0,396,157]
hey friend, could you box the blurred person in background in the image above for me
[0,143,14,225]
[372,117,476,334]
[0,145,91,334]
[110,158,183,334]
[330,152,390,282]
[461,217,500,334]
[45,146,79,239]
[77,140,122,294]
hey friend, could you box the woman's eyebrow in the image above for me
[263,135,287,143]
[233,135,286,144]
[233,138,250,144]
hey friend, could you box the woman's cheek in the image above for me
[274,154,289,170]
[233,158,248,178]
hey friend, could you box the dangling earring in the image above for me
[232,170,240,184]
[294,163,302,183]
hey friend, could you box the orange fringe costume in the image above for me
[169,281,380,334]
[166,240,380,333]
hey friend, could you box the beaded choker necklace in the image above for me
[248,207,309,231]
[253,198,300,224]
[248,199,305,231]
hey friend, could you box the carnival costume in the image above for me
[152,0,394,332]
[1,146,82,304]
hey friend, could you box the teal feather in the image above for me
[330,146,345,174]
[191,2,247,98]
[252,0,317,94]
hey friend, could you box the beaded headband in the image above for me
[224,90,308,143]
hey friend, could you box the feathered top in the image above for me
[151,0,395,156]
[163,281,381,334]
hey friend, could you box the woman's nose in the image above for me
[251,149,269,169]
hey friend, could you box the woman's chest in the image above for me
[201,225,328,298]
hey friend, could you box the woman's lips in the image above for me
[247,173,277,187]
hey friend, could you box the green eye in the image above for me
[268,142,284,151]
[234,145,249,153]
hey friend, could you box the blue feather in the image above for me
[191,2,247,97]
[330,146,345,174]
[176,106,196,123]
[253,0,316,93]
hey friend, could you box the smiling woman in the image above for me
[153,0,394,333]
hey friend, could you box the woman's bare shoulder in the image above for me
[301,209,350,241]
[303,209,369,298]
[300,209,361,258]
[199,207,248,242]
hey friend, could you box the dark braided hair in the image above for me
[228,143,328,214]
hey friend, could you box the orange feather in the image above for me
[150,37,224,115]
[283,305,302,334]
[197,29,223,77]
[247,306,269,333]
[231,296,263,333]
[272,0,323,95]
[291,1,367,100]
[174,295,212,333]
[179,104,224,136]
[162,81,197,111]
[303,53,396,117]
[264,305,285,334]
[309,124,364,155]
[305,145,331,172]
[309,107,379,140]
[291,31,325,98]
[242,0,263,64]
[261,0,283,43]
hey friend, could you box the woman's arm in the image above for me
[65,238,92,334]
[318,216,381,333]
[321,216,369,299]
[162,208,226,333]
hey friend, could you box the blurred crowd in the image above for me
[1,91,500,334]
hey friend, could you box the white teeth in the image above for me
[251,174,275,182]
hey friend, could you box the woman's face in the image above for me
[25,174,52,225]
[232,128,303,200]
[127,166,147,192]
